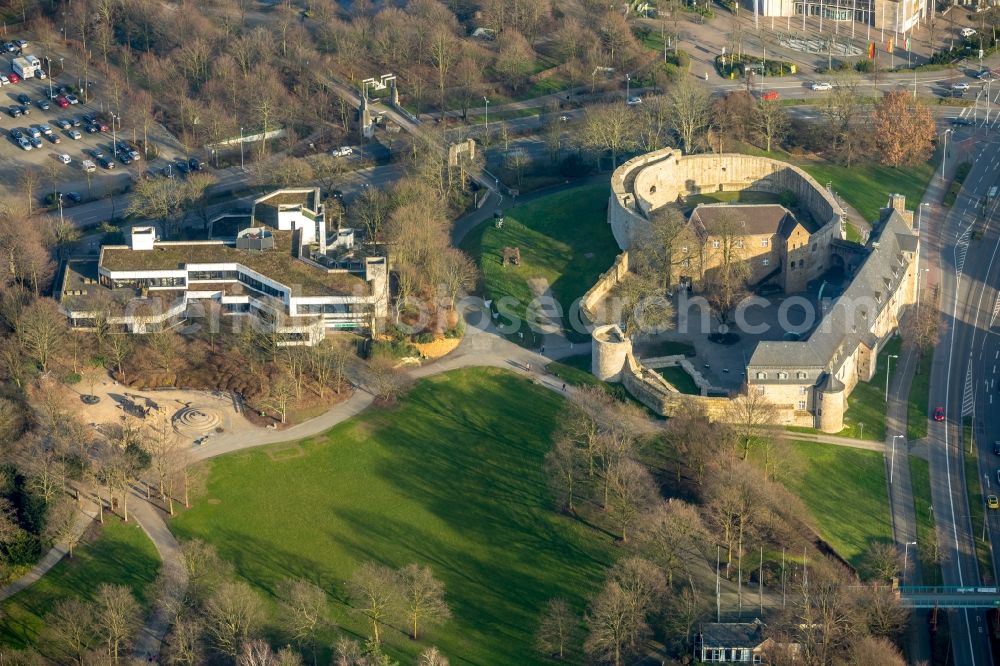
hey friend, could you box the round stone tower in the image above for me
[817,373,846,433]
[591,324,632,382]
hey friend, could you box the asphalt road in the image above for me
[926,118,1000,666]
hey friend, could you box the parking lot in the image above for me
[0,42,198,208]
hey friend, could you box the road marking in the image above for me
[991,293,1000,328]
[964,365,976,416]
[956,229,971,275]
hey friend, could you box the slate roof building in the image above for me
[746,195,920,432]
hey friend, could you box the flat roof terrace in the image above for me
[100,232,363,297]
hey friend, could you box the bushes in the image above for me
[854,59,875,73]
[715,54,796,78]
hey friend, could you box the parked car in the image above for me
[8,72,21,84]
[88,148,104,159]
[54,118,71,130]
[84,122,98,134]
[26,125,40,138]
[175,160,191,175]
[94,121,108,133]
[1,43,15,54]
[35,98,49,110]
[81,113,96,124]
[188,157,202,170]
[81,159,96,172]
[67,129,81,140]
[65,191,82,203]
[761,90,780,101]
[811,81,833,91]
[97,156,115,170]
[27,136,41,149]
[54,96,69,108]
[14,39,27,49]
[57,153,71,164]
[38,123,52,135]
[6,105,21,117]
[16,93,30,105]
[933,406,946,421]
[16,136,31,151]
[953,82,971,91]
[331,146,353,157]
[8,128,22,139]
[16,105,29,116]
[69,115,82,126]
[65,94,79,105]
[0,75,9,85]
[45,133,60,144]
[952,117,975,126]
[118,153,132,165]
[961,27,977,38]
[994,440,1000,455]
[626,96,643,106]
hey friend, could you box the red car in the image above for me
[8,72,20,84]
[933,407,946,422]
[761,89,779,102]
[54,96,69,108]
[95,121,108,132]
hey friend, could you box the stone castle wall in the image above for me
[609,149,845,250]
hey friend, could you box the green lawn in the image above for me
[0,520,160,650]
[909,456,942,586]
[782,441,893,567]
[545,353,601,388]
[964,417,994,584]
[656,366,700,395]
[477,184,619,343]
[840,336,903,441]
[684,190,783,207]
[907,352,933,441]
[170,368,614,665]
[799,160,936,224]
[726,141,936,224]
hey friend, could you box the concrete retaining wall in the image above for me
[580,251,630,324]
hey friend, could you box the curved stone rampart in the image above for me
[609,149,844,248]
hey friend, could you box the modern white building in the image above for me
[59,188,388,345]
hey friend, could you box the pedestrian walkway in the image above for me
[0,501,97,602]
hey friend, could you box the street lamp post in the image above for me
[917,267,930,308]
[626,73,631,101]
[941,128,952,181]
[46,57,52,99]
[886,354,899,401]
[239,126,245,171]
[483,96,489,140]
[902,540,917,585]
[57,193,63,228]
[891,434,904,484]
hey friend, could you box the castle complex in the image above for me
[589,149,920,432]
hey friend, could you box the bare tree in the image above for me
[725,389,778,461]
[609,272,674,338]
[41,598,99,666]
[276,579,328,664]
[535,598,577,661]
[347,562,401,645]
[862,541,902,583]
[544,436,586,514]
[181,539,235,604]
[365,356,413,403]
[417,646,449,666]
[844,635,907,666]
[204,581,267,658]
[584,579,650,666]
[701,215,753,326]
[634,499,709,586]
[755,97,788,153]
[581,103,637,169]
[852,584,910,639]
[94,583,141,663]
[262,370,297,424]
[43,496,84,558]
[16,298,67,373]
[900,304,943,358]
[399,563,451,640]
[669,79,712,153]
[164,613,205,666]
[606,458,658,543]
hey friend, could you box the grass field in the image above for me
[656,366,700,394]
[0,520,160,650]
[781,441,893,567]
[545,353,601,388]
[963,417,994,584]
[909,456,942,586]
[907,352,933,441]
[840,337,903,441]
[475,184,619,343]
[726,141,936,225]
[799,160,936,224]
[170,368,614,665]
